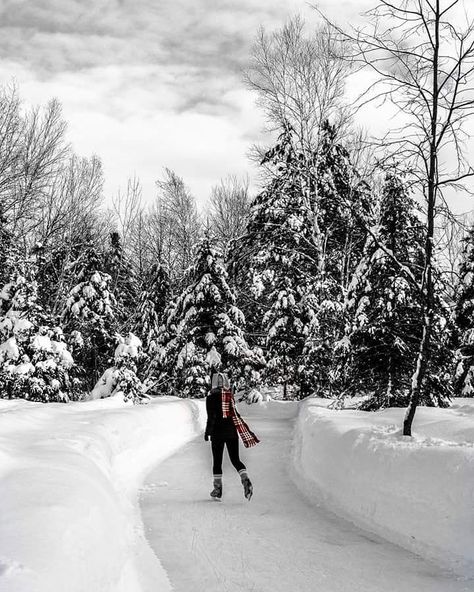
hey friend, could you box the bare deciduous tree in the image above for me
[153,168,201,285]
[435,209,472,296]
[13,99,68,240]
[0,84,23,207]
[245,16,350,162]
[37,154,104,247]
[208,175,251,255]
[128,209,150,278]
[245,17,358,281]
[112,175,142,247]
[326,0,474,435]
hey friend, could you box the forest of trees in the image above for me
[1,2,474,436]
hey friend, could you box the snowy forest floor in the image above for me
[139,411,470,592]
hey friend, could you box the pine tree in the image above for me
[104,231,139,329]
[32,241,69,319]
[232,128,316,396]
[231,122,371,397]
[300,123,373,398]
[0,270,79,402]
[300,287,344,399]
[454,226,474,396]
[0,208,17,287]
[91,333,148,403]
[62,244,117,388]
[344,174,451,409]
[154,235,260,397]
[133,262,170,355]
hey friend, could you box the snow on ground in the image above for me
[0,395,205,592]
[1,395,473,592]
[140,400,470,592]
[293,398,474,578]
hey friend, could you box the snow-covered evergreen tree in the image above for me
[300,287,344,398]
[62,244,117,387]
[316,122,373,285]
[91,333,148,403]
[232,128,316,396]
[104,231,139,329]
[301,124,374,397]
[343,174,451,409]
[454,226,474,396]
[232,122,371,397]
[0,208,17,286]
[154,235,260,397]
[0,272,79,402]
[133,262,170,355]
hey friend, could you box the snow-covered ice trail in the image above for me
[139,412,470,592]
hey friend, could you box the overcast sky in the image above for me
[0,0,370,206]
[0,0,472,214]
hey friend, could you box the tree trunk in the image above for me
[403,317,431,435]
[403,0,439,437]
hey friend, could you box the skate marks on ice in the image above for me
[139,415,470,592]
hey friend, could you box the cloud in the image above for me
[0,0,317,110]
[0,1,292,73]
[0,0,333,206]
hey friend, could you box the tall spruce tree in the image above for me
[62,244,117,388]
[92,333,148,404]
[0,265,79,402]
[134,262,170,355]
[232,122,371,397]
[454,226,474,396]
[301,124,373,398]
[0,207,17,286]
[245,146,316,396]
[104,231,139,330]
[154,235,260,397]
[344,174,451,409]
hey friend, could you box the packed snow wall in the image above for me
[0,396,206,592]
[292,399,474,577]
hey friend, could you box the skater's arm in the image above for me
[204,394,213,441]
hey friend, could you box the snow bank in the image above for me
[0,395,206,592]
[242,398,299,419]
[292,399,474,577]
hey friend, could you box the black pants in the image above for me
[211,437,246,475]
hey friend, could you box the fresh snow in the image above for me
[205,345,221,367]
[114,333,142,362]
[140,400,471,592]
[90,367,117,400]
[0,395,206,592]
[0,396,473,591]
[0,336,19,360]
[293,398,474,577]
[12,319,34,335]
[51,341,74,368]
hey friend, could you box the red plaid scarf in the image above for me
[222,389,260,448]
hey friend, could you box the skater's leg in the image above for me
[225,439,253,500]
[225,437,246,473]
[210,438,225,498]
[211,438,225,475]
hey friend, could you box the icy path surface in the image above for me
[139,412,470,592]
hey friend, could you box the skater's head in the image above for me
[211,371,230,390]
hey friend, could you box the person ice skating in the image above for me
[204,371,259,501]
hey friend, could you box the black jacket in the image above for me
[205,388,238,439]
